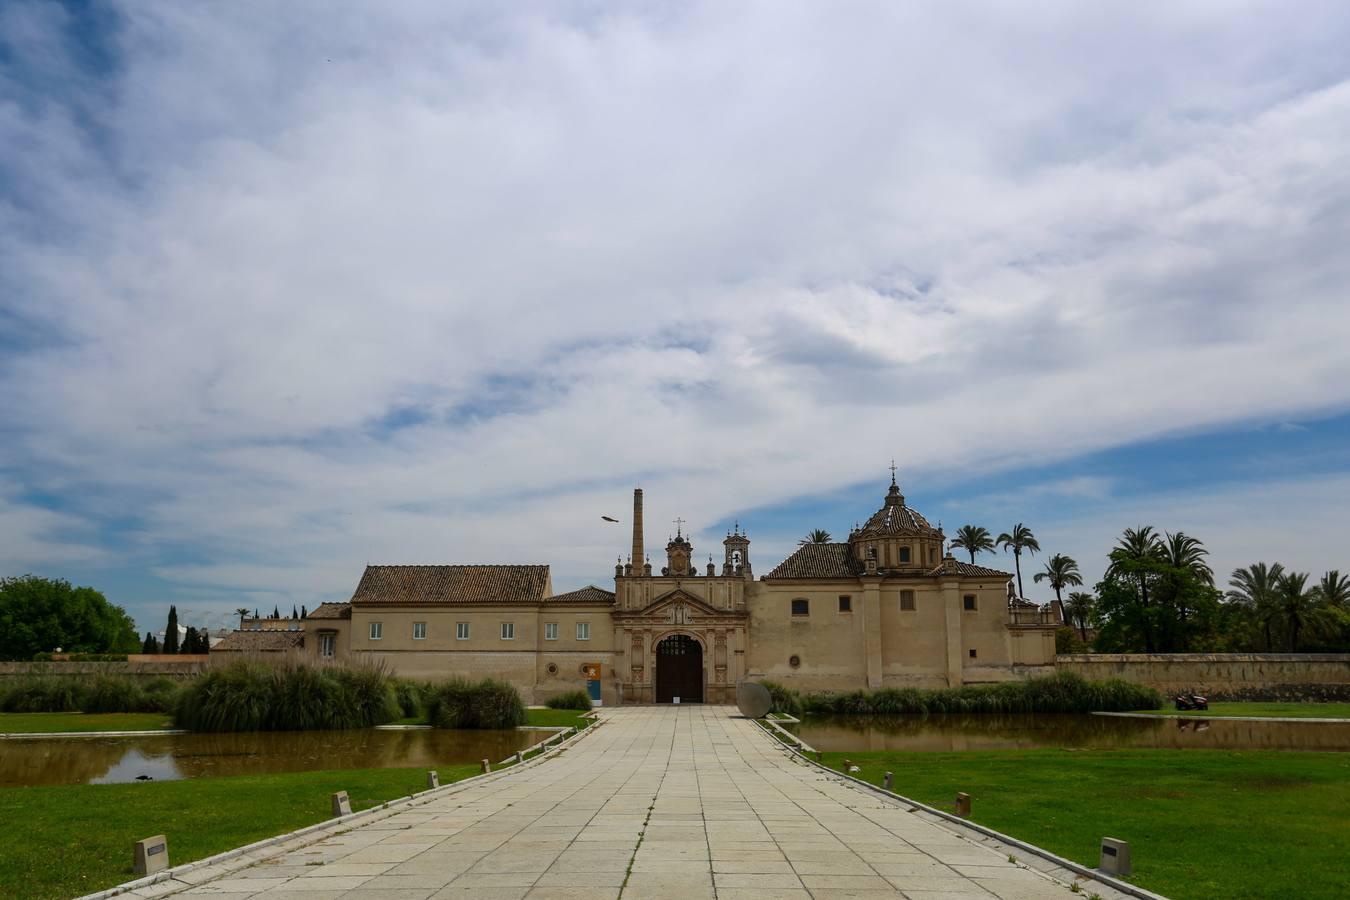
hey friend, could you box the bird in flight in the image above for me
[601,516,619,523]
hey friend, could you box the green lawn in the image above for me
[0,712,176,733]
[1131,702,1350,719]
[525,708,592,729]
[0,764,480,899]
[822,749,1350,900]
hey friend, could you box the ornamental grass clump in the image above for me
[172,659,400,732]
[545,690,592,711]
[799,672,1162,716]
[79,674,152,713]
[758,680,804,717]
[392,679,429,718]
[425,677,526,729]
[0,674,83,712]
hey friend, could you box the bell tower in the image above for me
[723,521,751,579]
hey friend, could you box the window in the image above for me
[838,595,852,612]
[455,622,470,640]
[898,546,911,563]
[963,594,977,611]
[900,590,916,611]
[369,622,383,640]
[319,633,335,658]
[412,622,427,640]
[545,622,558,641]
[791,598,810,617]
[500,622,515,640]
[576,622,591,641]
[969,648,978,658]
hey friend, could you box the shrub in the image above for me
[0,675,83,712]
[425,677,526,729]
[758,680,803,717]
[392,679,429,718]
[799,672,1162,715]
[80,675,151,713]
[545,690,593,711]
[172,660,400,732]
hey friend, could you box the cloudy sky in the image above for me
[4,1,1350,635]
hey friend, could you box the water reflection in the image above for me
[0,728,539,787]
[788,713,1350,753]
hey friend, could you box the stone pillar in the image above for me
[943,578,963,687]
[862,576,883,689]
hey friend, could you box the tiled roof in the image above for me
[306,602,352,619]
[764,544,862,580]
[350,565,551,605]
[212,630,305,652]
[544,585,616,605]
[929,559,1012,578]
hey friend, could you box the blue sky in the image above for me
[3,2,1350,636]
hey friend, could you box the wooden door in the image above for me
[655,635,703,703]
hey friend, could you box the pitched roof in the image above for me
[212,630,305,652]
[306,602,352,620]
[764,544,862,580]
[350,564,551,605]
[928,559,1012,578]
[544,585,616,605]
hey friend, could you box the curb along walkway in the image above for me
[136,706,1136,899]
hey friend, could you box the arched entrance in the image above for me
[655,634,703,703]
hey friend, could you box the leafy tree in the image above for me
[951,525,995,564]
[141,632,161,654]
[799,529,832,544]
[1106,526,1163,651]
[235,607,251,629]
[1033,553,1083,604]
[0,575,139,660]
[1093,552,1223,653]
[163,605,179,654]
[996,523,1040,599]
[1226,562,1285,651]
[1064,591,1095,641]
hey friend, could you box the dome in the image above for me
[854,480,939,538]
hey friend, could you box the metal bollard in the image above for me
[883,772,894,791]
[481,758,491,774]
[955,792,971,817]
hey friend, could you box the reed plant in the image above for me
[0,673,177,713]
[0,675,84,712]
[544,690,592,711]
[758,679,804,717]
[171,659,400,732]
[424,677,526,729]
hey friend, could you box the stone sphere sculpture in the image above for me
[736,681,772,719]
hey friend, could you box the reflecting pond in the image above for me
[785,713,1350,753]
[0,728,542,787]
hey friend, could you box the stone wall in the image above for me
[0,658,209,680]
[1056,653,1350,701]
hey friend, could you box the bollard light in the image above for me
[1099,837,1132,876]
[955,792,971,818]
[515,751,524,764]
[883,772,894,791]
[481,758,491,774]
[331,791,352,817]
[427,770,439,789]
[133,835,169,877]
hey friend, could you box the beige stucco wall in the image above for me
[1056,653,1350,700]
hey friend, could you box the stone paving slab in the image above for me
[151,705,1128,898]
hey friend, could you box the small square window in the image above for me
[838,595,851,612]
[412,622,427,640]
[963,595,977,611]
[969,648,978,658]
[900,590,916,611]
[455,622,470,640]
[576,622,591,640]
[369,622,383,640]
[899,547,911,563]
[500,622,515,640]
[544,622,558,641]
[791,599,810,616]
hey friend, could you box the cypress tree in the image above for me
[291,604,298,619]
[300,604,308,618]
[163,605,180,654]
[183,626,199,654]
[141,632,161,654]
[272,605,280,619]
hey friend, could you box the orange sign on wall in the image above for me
[582,663,601,680]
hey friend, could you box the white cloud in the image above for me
[3,2,1350,622]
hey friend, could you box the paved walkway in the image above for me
[161,706,1118,899]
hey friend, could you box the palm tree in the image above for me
[1033,553,1083,605]
[1106,526,1163,652]
[1226,562,1285,651]
[1315,570,1350,609]
[996,523,1040,599]
[800,529,833,545]
[1064,591,1095,641]
[1277,571,1318,651]
[235,607,251,630]
[1159,531,1213,584]
[951,525,995,564]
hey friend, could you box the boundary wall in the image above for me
[1056,653,1350,701]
